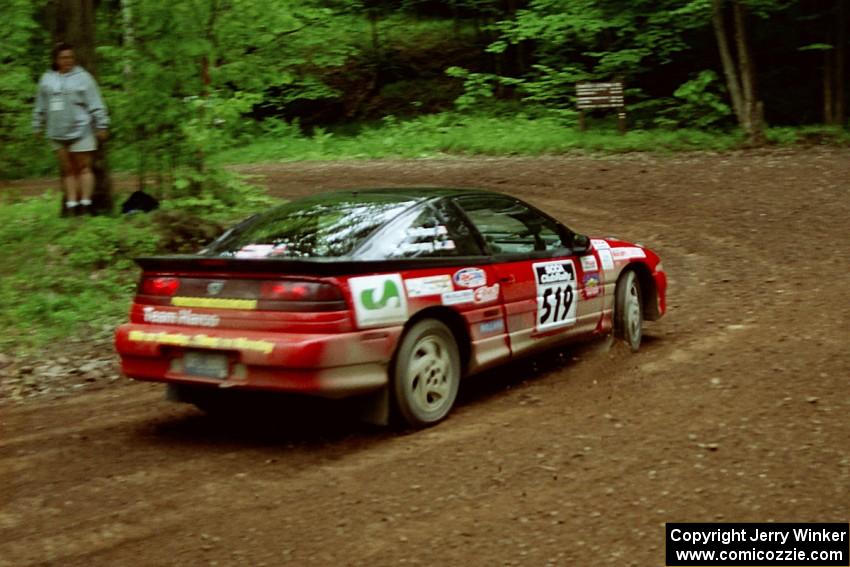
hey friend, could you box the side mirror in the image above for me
[572,234,590,255]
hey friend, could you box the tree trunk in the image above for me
[732,1,764,143]
[711,0,744,126]
[835,0,846,126]
[121,0,134,78]
[368,9,380,53]
[711,0,764,144]
[824,49,834,124]
[51,0,114,216]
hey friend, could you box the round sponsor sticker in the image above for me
[453,267,486,289]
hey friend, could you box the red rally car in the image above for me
[115,188,666,427]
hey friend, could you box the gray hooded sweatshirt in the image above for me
[32,66,109,141]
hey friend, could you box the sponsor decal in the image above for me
[479,319,505,334]
[172,297,257,310]
[404,275,454,298]
[590,238,610,250]
[143,307,220,327]
[128,330,274,355]
[598,249,615,271]
[407,225,448,238]
[582,273,601,299]
[533,260,577,331]
[474,283,500,304]
[349,274,408,328]
[441,289,475,306]
[580,255,598,272]
[611,246,646,261]
[453,267,487,289]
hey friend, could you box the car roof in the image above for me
[321,187,500,201]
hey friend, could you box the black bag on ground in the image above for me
[122,190,159,214]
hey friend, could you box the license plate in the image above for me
[183,351,229,379]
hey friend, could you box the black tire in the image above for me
[614,270,643,352]
[391,319,461,428]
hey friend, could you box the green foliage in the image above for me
[490,0,709,78]
[764,125,850,146]
[671,71,731,129]
[646,70,733,129]
[446,0,718,119]
[445,67,523,111]
[0,0,54,179]
[0,174,277,352]
[166,168,279,220]
[214,112,744,164]
[2,0,849,185]
[88,0,357,199]
[0,195,160,351]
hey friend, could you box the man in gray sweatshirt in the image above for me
[33,43,110,215]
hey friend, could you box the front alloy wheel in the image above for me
[615,270,643,352]
[392,319,461,428]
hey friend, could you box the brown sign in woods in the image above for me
[576,81,626,133]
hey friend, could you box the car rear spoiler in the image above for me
[134,255,497,276]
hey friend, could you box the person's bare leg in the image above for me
[73,152,94,203]
[57,148,79,205]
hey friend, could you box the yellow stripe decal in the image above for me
[171,297,257,310]
[128,330,273,354]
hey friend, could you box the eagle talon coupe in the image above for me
[115,188,666,427]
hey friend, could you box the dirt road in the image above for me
[2,149,849,566]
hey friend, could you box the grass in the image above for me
[0,194,161,352]
[212,113,753,166]
[213,114,850,166]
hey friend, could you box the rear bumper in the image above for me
[114,323,402,398]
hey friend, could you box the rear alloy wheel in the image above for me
[614,270,643,352]
[392,319,461,428]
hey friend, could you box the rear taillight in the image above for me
[140,277,180,296]
[259,280,342,302]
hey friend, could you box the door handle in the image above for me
[498,275,516,284]
[483,308,501,318]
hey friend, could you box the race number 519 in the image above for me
[533,260,578,331]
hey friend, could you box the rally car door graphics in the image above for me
[533,259,578,331]
[349,274,408,328]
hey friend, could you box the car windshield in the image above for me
[202,194,419,259]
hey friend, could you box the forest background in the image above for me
[1,0,848,183]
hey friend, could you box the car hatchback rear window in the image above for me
[203,194,419,259]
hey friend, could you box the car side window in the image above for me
[358,201,484,259]
[454,196,568,254]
